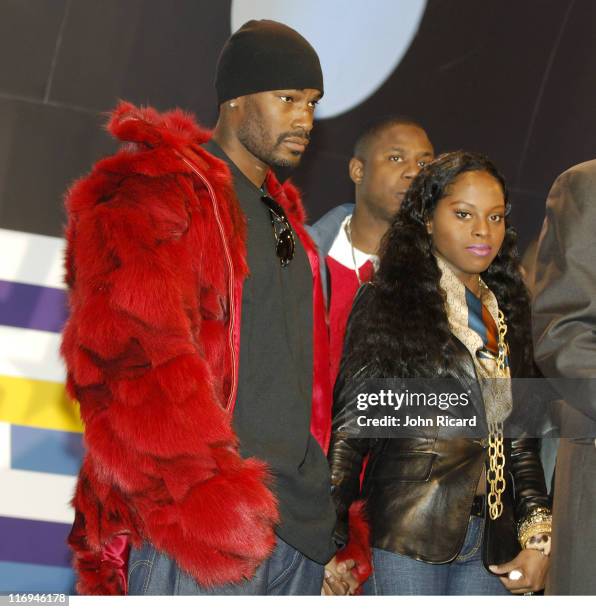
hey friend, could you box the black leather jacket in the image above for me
[329,286,550,567]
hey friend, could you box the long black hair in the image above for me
[342,151,533,378]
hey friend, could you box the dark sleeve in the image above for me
[509,437,551,521]
[532,163,596,422]
[328,283,377,546]
[328,370,375,546]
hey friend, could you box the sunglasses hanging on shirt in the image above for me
[260,193,295,267]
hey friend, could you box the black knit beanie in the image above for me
[215,20,324,105]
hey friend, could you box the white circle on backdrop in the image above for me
[230,0,427,119]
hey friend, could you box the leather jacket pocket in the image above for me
[372,451,437,483]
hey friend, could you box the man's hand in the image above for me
[489,549,550,594]
[321,556,359,595]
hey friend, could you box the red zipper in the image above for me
[178,154,238,413]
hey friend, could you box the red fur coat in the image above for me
[61,102,338,594]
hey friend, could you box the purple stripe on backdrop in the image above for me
[0,279,67,333]
[0,516,71,567]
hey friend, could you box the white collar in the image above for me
[328,215,378,270]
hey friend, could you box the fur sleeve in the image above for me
[335,501,372,589]
[62,169,278,593]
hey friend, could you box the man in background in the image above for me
[309,118,434,381]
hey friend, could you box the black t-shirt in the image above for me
[203,141,337,564]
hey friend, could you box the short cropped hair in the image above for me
[353,116,426,160]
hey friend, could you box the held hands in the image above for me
[321,557,359,596]
[489,548,550,594]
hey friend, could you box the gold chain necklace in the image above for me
[486,307,509,520]
[345,217,363,286]
[487,420,506,519]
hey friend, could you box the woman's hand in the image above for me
[489,549,550,594]
[321,557,359,595]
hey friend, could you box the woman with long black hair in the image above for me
[329,151,552,595]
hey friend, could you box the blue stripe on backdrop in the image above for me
[10,425,84,477]
[0,280,67,333]
[0,561,75,594]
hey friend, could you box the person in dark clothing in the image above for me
[328,151,552,595]
[532,159,596,595]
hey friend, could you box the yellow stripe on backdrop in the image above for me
[0,374,82,433]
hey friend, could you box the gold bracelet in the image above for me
[517,507,552,549]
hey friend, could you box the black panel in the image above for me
[120,0,231,125]
[0,0,68,99]
[0,98,114,237]
[46,0,145,111]
[48,0,231,124]
[516,0,596,217]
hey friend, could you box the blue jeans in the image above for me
[127,536,325,595]
[363,516,510,595]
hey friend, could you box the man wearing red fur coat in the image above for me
[62,20,367,595]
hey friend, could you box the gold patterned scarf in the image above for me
[436,255,511,519]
